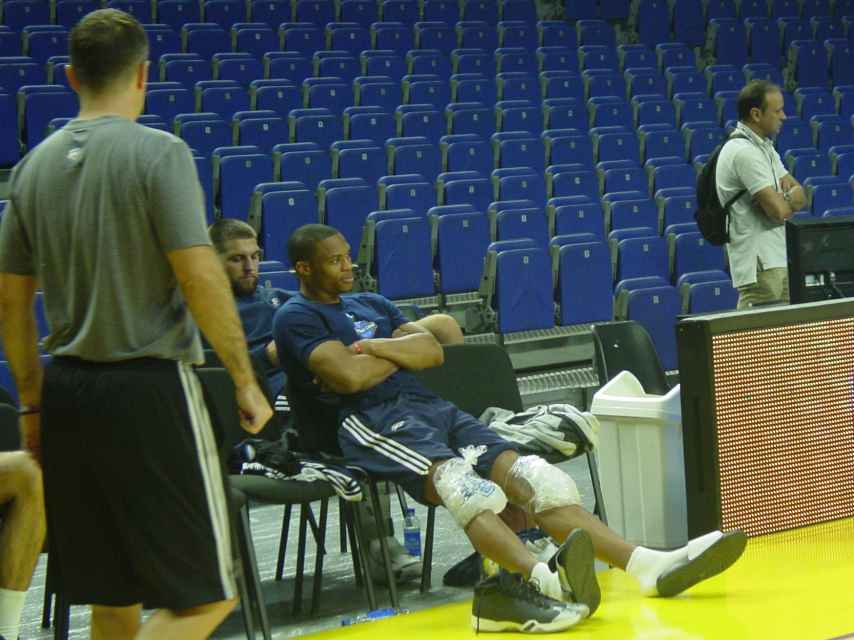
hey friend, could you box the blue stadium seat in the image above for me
[327,23,371,55]
[615,235,667,282]
[547,196,604,238]
[618,44,655,71]
[199,84,250,120]
[775,116,813,154]
[439,133,492,173]
[145,86,194,126]
[555,240,614,324]
[19,86,77,150]
[157,0,202,29]
[682,123,725,161]
[591,126,641,163]
[607,197,658,233]
[320,179,377,249]
[263,52,309,82]
[495,99,543,133]
[370,216,436,299]
[450,47,491,74]
[540,70,584,100]
[440,174,492,212]
[704,65,743,95]
[446,102,494,136]
[550,167,600,200]
[579,44,618,71]
[215,152,274,220]
[599,0,629,19]
[338,0,378,26]
[432,211,490,294]
[583,69,626,100]
[577,19,616,47]
[450,73,497,104]
[372,21,414,51]
[668,231,726,282]
[315,53,360,82]
[656,189,697,232]
[682,280,738,313]
[624,67,666,99]
[0,93,18,167]
[827,39,854,86]
[402,74,451,107]
[423,0,461,23]
[638,124,684,161]
[463,0,498,22]
[381,0,420,23]
[254,187,317,265]
[496,71,539,101]
[633,97,677,128]
[778,17,810,52]
[272,142,331,189]
[656,42,695,70]
[295,0,335,25]
[674,92,716,128]
[671,0,705,46]
[796,88,834,121]
[491,248,555,333]
[633,0,670,49]
[183,24,229,60]
[588,98,632,128]
[303,77,351,113]
[178,117,232,157]
[615,284,680,369]
[457,20,499,49]
[789,40,829,88]
[496,47,537,74]
[745,18,781,66]
[381,177,435,216]
[53,0,98,27]
[280,23,324,53]
[665,66,704,99]
[492,168,547,205]
[414,21,455,54]
[500,0,537,21]
[234,115,286,153]
[811,115,854,152]
[233,26,277,59]
[250,0,290,27]
[536,46,574,72]
[707,18,748,67]
[804,176,852,215]
[492,133,545,171]
[192,154,215,224]
[787,150,832,181]
[354,75,402,111]
[203,0,245,30]
[498,20,537,49]
[2,0,50,31]
[407,49,452,77]
[213,55,264,86]
[250,81,300,118]
[343,105,395,142]
[361,50,406,81]
[543,98,587,130]
[332,143,386,183]
[288,108,343,146]
[649,160,695,193]
[387,137,442,180]
[23,29,69,65]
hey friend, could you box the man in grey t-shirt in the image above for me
[0,10,271,639]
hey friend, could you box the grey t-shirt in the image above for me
[0,115,210,363]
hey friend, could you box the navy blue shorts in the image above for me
[338,393,517,503]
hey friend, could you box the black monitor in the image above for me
[786,215,854,304]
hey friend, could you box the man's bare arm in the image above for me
[167,245,271,432]
[357,331,444,370]
[753,186,797,224]
[308,340,399,394]
[0,273,43,455]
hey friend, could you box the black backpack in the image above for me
[695,134,749,246]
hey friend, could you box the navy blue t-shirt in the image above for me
[273,292,437,453]
[230,287,291,394]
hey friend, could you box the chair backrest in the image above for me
[0,403,20,451]
[591,320,669,395]
[414,343,523,417]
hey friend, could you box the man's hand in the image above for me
[20,413,41,465]
[234,382,273,434]
[264,340,279,368]
[780,175,798,192]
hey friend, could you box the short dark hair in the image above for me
[737,80,781,121]
[70,9,149,95]
[208,218,257,254]
[288,224,340,266]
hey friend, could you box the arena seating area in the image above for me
[4,0,854,387]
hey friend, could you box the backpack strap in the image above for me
[720,134,751,210]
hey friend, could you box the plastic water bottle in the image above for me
[403,507,422,558]
[341,607,409,626]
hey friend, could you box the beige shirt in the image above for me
[715,122,788,288]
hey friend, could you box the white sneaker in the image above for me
[366,537,422,585]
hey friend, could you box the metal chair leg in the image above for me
[239,504,272,640]
[339,497,348,553]
[349,501,378,610]
[292,504,310,616]
[367,479,399,609]
[309,498,329,616]
[42,554,54,629]
[420,506,436,593]
[275,504,292,581]
[53,592,69,640]
[344,506,363,587]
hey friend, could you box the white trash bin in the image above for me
[590,370,688,549]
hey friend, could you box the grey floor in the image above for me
[18,457,596,640]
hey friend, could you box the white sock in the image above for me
[626,531,725,596]
[0,588,26,640]
[529,562,563,601]
[626,546,689,596]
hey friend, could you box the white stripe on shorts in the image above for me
[341,415,431,475]
[177,362,236,599]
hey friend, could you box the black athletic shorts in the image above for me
[41,356,237,609]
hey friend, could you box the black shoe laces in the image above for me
[506,573,555,609]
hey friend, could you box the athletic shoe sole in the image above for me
[470,605,588,633]
[656,530,747,597]
[555,529,601,617]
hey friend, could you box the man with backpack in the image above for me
[713,80,807,309]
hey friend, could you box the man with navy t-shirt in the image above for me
[273,224,748,633]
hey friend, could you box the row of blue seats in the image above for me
[0,0,537,31]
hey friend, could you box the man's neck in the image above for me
[739,121,767,141]
[299,285,341,305]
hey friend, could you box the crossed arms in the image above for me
[306,323,443,395]
[753,174,807,224]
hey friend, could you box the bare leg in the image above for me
[423,461,537,577]
[490,451,635,569]
[135,598,237,640]
[90,604,142,640]
[0,451,45,590]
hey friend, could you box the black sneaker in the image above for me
[548,528,601,616]
[471,571,589,633]
[656,530,747,597]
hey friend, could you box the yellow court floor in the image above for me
[317,518,854,640]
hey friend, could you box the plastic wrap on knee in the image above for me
[506,455,581,514]
[432,458,508,529]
